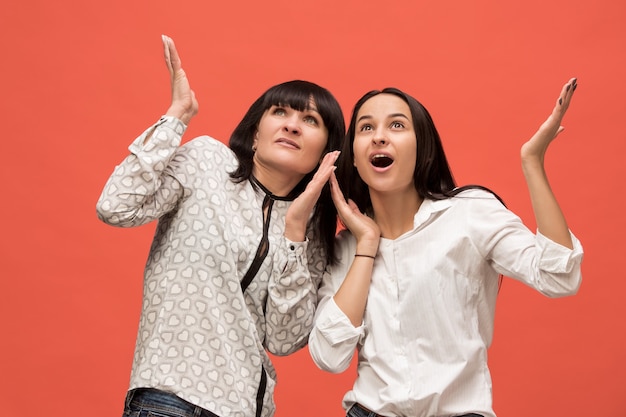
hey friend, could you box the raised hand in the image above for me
[521,77,577,164]
[162,35,198,125]
[283,151,341,241]
[328,170,380,326]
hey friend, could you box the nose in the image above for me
[283,114,302,135]
[372,136,386,145]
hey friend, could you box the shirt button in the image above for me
[290,245,295,251]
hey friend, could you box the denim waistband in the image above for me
[125,388,220,417]
[349,403,484,417]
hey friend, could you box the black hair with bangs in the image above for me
[229,80,346,264]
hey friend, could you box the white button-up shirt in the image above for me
[309,189,583,417]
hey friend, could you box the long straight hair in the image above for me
[337,87,503,214]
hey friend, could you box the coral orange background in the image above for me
[1,1,624,416]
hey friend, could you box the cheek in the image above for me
[309,132,329,157]
[300,134,328,171]
[352,139,369,168]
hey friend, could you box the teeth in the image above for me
[371,154,391,161]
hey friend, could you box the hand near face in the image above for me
[521,78,577,164]
[283,151,341,242]
[329,172,380,255]
[162,35,199,125]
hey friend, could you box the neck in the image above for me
[252,164,303,197]
[370,188,423,240]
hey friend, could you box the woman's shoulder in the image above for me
[450,186,502,205]
[184,135,231,153]
[178,136,237,165]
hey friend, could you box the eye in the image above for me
[303,115,320,126]
[358,124,373,132]
[272,107,287,116]
[390,121,405,129]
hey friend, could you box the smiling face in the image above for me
[352,93,418,197]
[252,100,329,193]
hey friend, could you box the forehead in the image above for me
[358,94,411,119]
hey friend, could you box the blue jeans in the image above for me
[123,388,220,417]
[347,403,484,417]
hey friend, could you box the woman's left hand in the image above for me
[521,77,577,164]
[284,151,340,241]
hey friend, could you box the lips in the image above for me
[370,153,394,168]
[276,138,301,149]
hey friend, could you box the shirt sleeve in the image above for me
[264,235,324,356]
[468,190,584,297]
[96,116,188,227]
[308,231,364,373]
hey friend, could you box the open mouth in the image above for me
[370,154,394,168]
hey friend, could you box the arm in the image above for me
[308,232,365,373]
[327,172,380,326]
[309,173,382,372]
[469,190,583,297]
[265,172,379,356]
[95,117,188,226]
[263,152,340,354]
[521,78,577,249]
[264,236,321,356]
[96,36,199,226]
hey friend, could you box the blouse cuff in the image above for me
[536,230,584,273]
[281,236,308,266]
[129,115,187,153]
[316,297,364,345]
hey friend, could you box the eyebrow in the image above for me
[357,113,410,122]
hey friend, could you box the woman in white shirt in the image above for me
[97,36,345,417]
[308,79,583,417]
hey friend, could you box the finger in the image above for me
[311,151,338,176]
[346,199,360,213]
[167,36,183,72]
[318,151,341,174]
[310,151,340,186]
[162,35,173,74]
[553,126,565,138]
[558,78,577,110]
[329,172,348,209]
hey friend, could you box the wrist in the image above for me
[283,222,306,243]
[355,241,378,258]
[165,105,195,125]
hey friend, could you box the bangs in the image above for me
[261,81,323,112]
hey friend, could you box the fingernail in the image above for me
[573,84,577,91]
[566,85,571,92]
[559,98,563,105]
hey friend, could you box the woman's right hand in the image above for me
[329,172,380,256]
[162,35,198,125]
